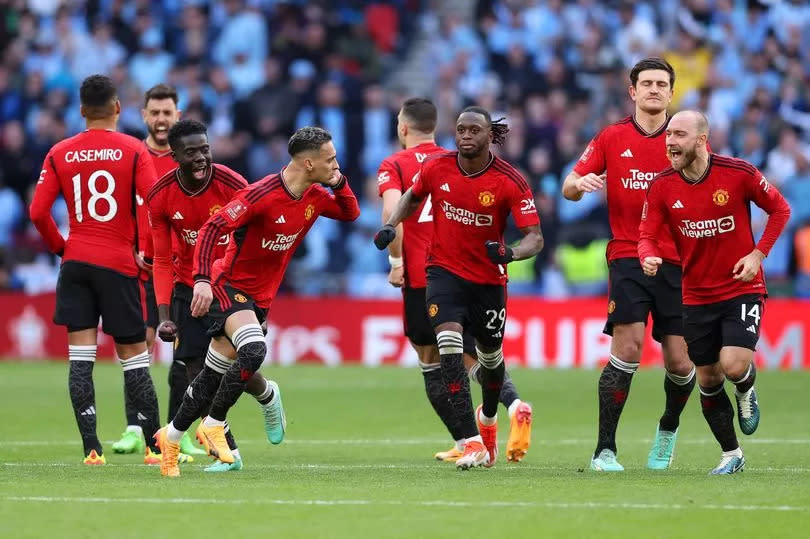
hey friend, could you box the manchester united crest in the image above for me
[428,304,438,317]
[305,204,315,220]
[712,189,729,206]
[478,191,495,207]
[234,293,247,303]
[209,204,222,216]
[608,300,616,314]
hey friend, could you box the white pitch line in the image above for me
[2,496,806,512]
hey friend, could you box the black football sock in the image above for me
[208,325,266,421]
[167,359,189,423]
[436,330,477,439]
[729,362,756,395]
[470,362,520,409]
[120,351,161,452]
[224,422,238,451]
[68,345,101,456]
[123,380,139,429]
[420,361,464,441]
[700,383,739,452]
[659,367,696,432]
[594,355,637,457]
[172,349,229,431]
[476,347,505,419]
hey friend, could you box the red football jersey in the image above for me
[147,164,247,305]
[29,129,157,277]
[377,142,445,288]
[194,172,360,308]
[137,145,176,262]
[411,152,540,285]
[574,116,680,263]
[639,155,791,305]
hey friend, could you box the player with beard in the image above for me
[640,110,790,474]
[155,127,359,477]
[378,98,533,463]
[148,119,287,472]
[562,58,697,471]
[29,74,162,465]
[375,107,543,469]
[112,84,206,457]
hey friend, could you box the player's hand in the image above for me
[642,256,662,276]
[374,224,396,250]
[485,241,514,264]
[134,250,153,275]
[157,319,178,342]
[325,169,345,188]
[576,173,606,193]
[733,249,765,282]
[388,265,405,287]
[190,281,213,318]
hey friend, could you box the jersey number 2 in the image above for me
[71,170,118,222]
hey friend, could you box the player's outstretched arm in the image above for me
[374,187,423,250]
[562,170,606,201]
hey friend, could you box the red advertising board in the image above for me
[1,293,808,369]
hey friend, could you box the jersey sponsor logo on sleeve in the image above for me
[377,171,390,185]
[478,191,495,207]
[621,169,655,190]
[305,204,315,220]
[758,176,770,192]
[64,149,123,163]
[37,169,46,184]
[225,200,247,222]
[579,143,593,163]
[712,189,729,206]
[440,200,493,227]
[678,216,735,238]
[519,198,536,214]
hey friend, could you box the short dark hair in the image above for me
[144,83,178,107]
[401,97,437,134]
[459,106,510,146]
[167,119,207,150]
[630,57,675,89]
[288,126,332,156]
[79,74,117,109]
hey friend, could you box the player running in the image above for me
[375,107,544,469]
[148,119,286,472]
[378,98,533,463]
[112,84,207,458]
[155,126,359,477]
[562,57,697,471]
[640,110,790,474]
[29,74,162,465]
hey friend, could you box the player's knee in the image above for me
[237,341,266,372]
[696,365,724,388]
[664,356,694,378]
[613,340,642,364]
[723,361,750,382]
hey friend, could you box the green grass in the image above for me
[1,362,808,538]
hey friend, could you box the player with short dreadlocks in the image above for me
[374,106,544,469]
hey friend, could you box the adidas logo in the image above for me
[137,412,147,421]
[80,406,96,416]
[440,183,450,192]
[172,211,184,220]
[747,325,757,334]
[275,215,286,224]
[621,149,633,158]
[672,200,684,209]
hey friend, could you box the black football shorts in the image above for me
[403,286,475,355]
[171,283,214,361]
[682,293,764,366]
[206,281,268,341]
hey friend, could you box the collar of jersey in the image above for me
[455,151,496,178]
[630,114,669,138]
[175,165,214,197]
[678,153,713,185]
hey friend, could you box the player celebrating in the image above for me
[374,107,543,469]
[149,119,288,472]
[155,126,359,477]
[29,74,162,465]
[378,98,533,463]
[640,110,790,474]
[562,58,696,471]
[112,83,204,457]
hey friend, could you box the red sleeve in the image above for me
[638,181,667,262]
[193,193,254,281]
[136,151,157,258]
[376,157,403,196]
[147,191,173,306]
[508,175,540,228]
[410,161,432,199]
[747,171,791,256]
[573,132,606,176]
[29,153,66,255]
[319,178,360,221]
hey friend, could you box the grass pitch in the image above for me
[1,361,808,538]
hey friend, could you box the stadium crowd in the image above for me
[0,0,809,297]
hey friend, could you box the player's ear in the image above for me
[628,84,637,100]
[114,99,121,115]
